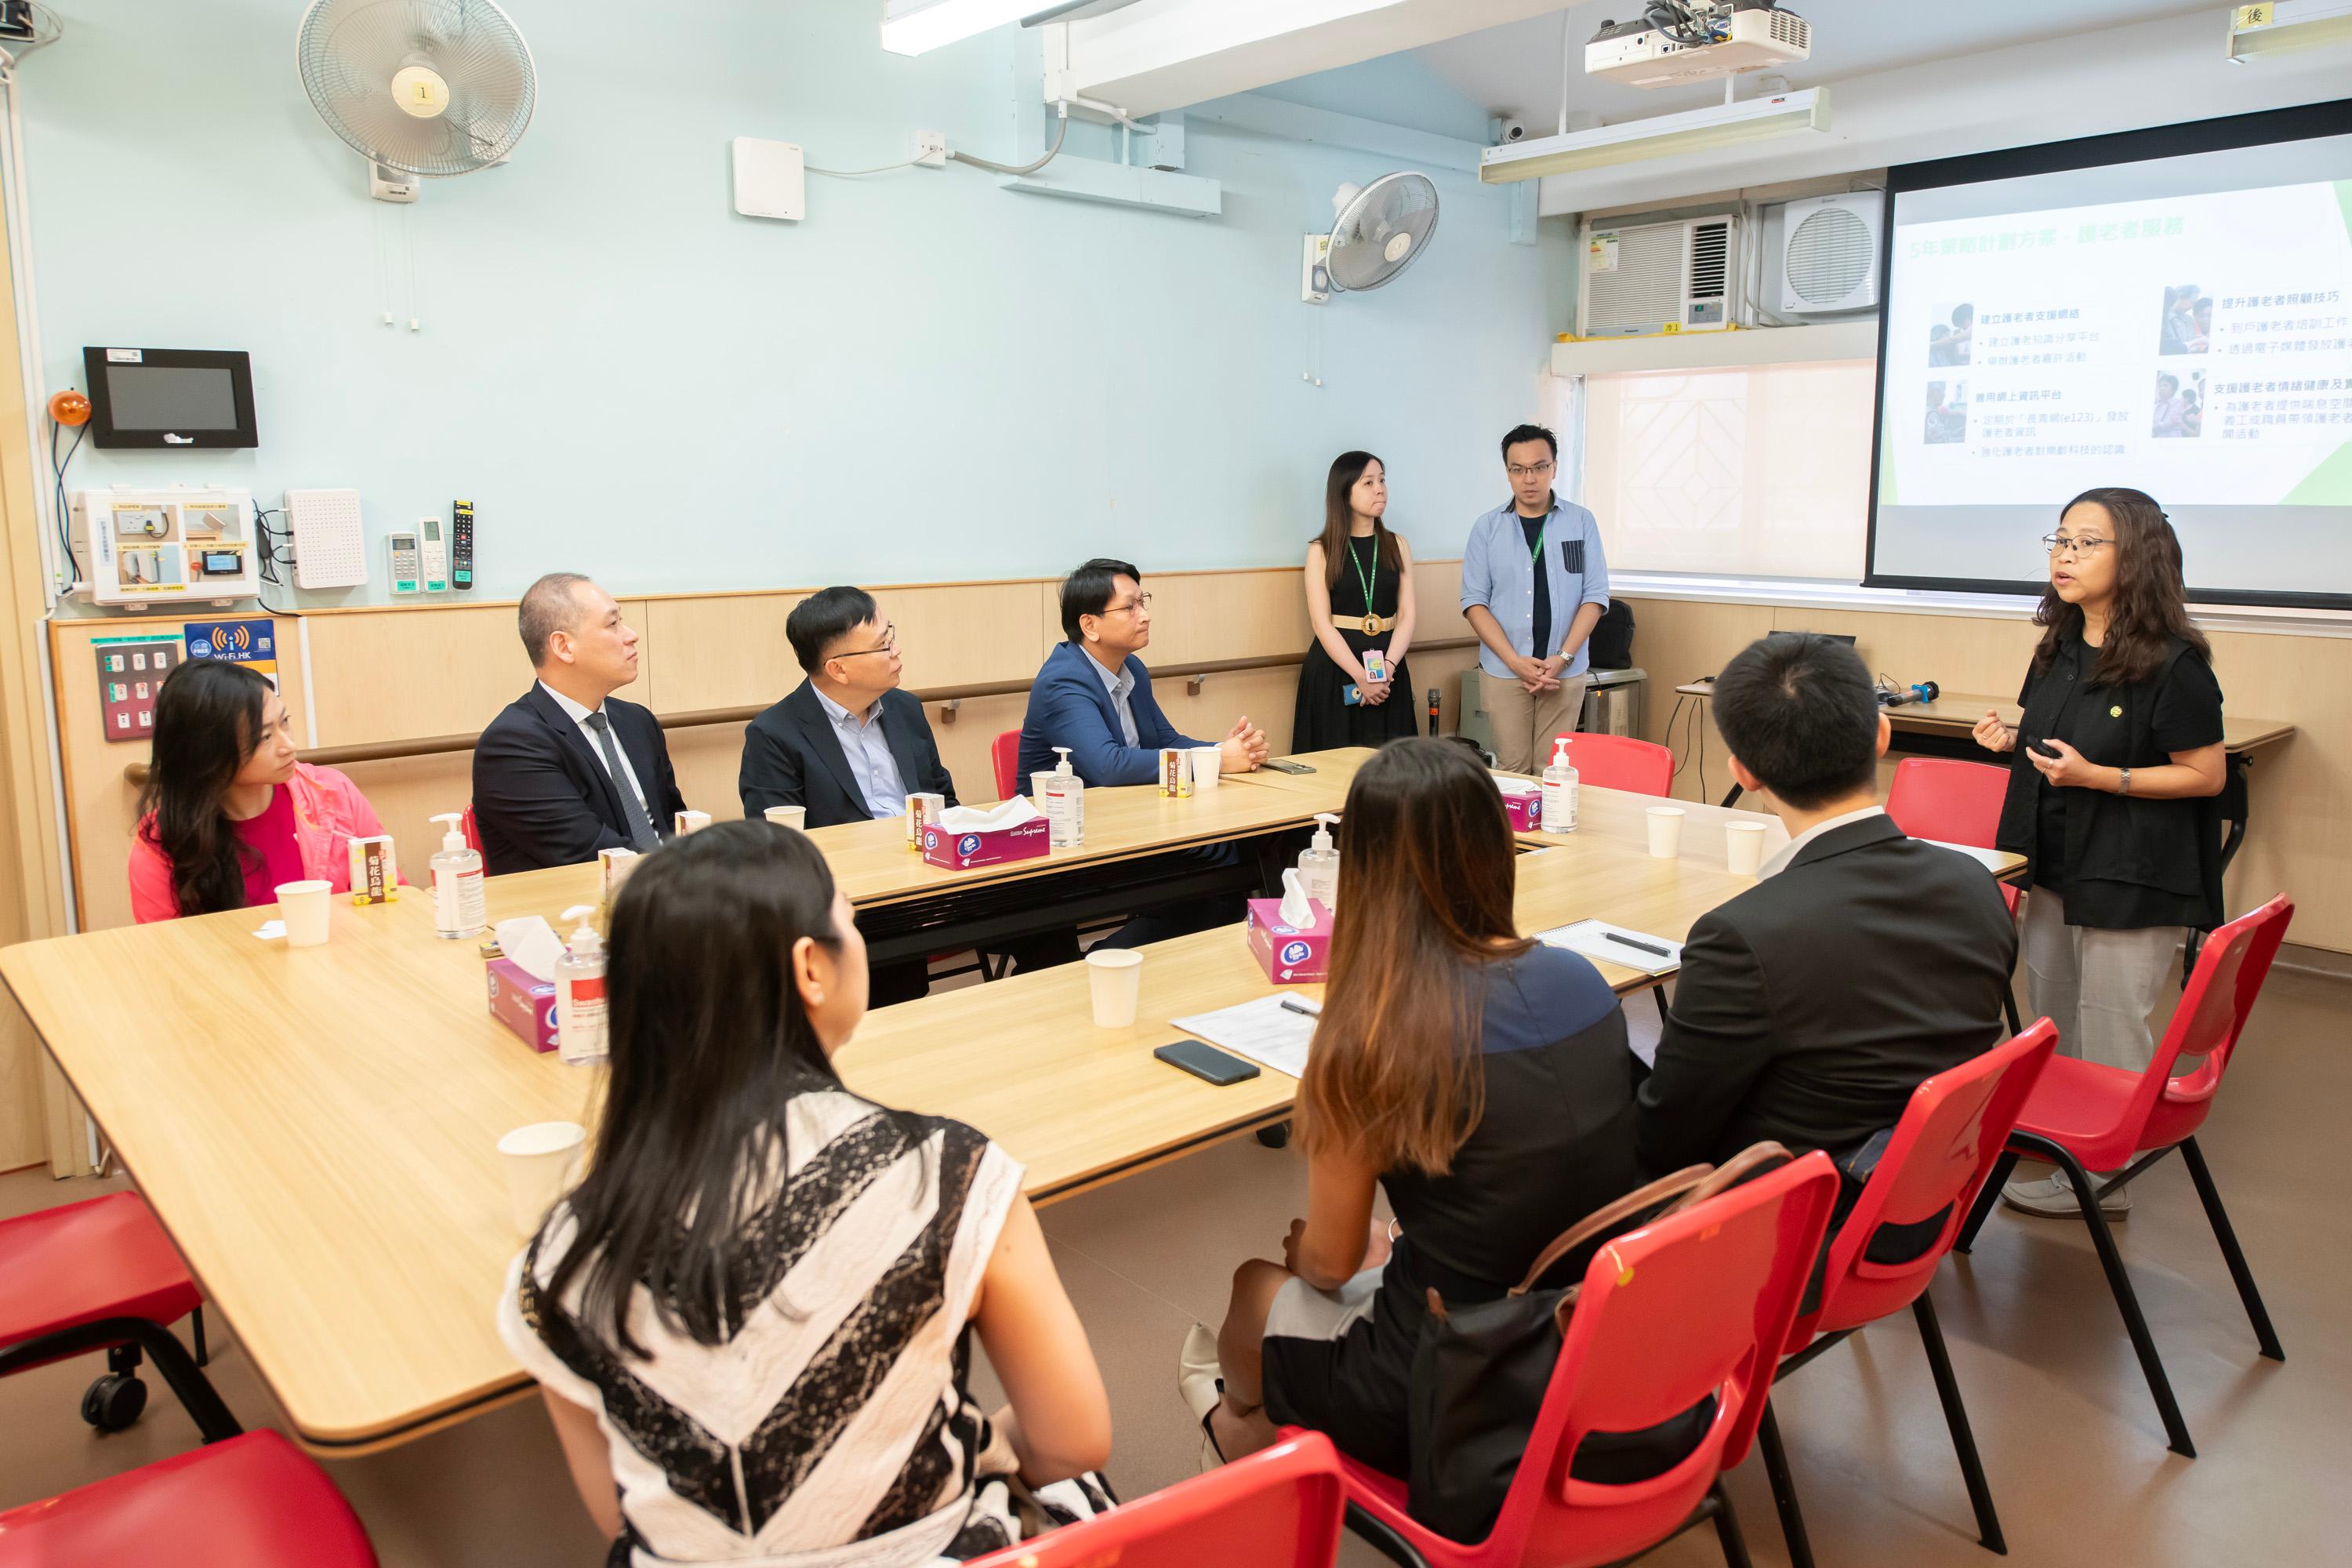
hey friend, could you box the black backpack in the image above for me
[1588,601,1635,670]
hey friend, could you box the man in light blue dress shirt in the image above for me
[1460,423,1612,773]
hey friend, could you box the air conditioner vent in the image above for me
[1689,220,1730,299]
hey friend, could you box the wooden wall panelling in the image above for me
[638,593,806,713]
[300,602,528,748]
[2198,628,2336,948]
[1621,598,1777,804]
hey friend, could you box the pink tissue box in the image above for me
[486,956,560,1054]
[1497,782,1543,833]
[1247,897,1333,985]
[920,815,1051,871]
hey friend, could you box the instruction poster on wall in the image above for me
[91,633,182,742]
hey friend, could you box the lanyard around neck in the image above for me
[1346,528,1379,612]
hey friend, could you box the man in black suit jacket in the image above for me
[1638,633,2017,1183]
[473,573,689,876]
[739,587,956,827]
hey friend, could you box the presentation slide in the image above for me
[1870,118,2352,604]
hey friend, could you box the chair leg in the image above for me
[2177,1136,2285,1362]
[191,1305,208,1368]
[1653,986,1671,1028]
[1912,1291,2006,1554]
[2002,988,2022,1038]
[1755,1400,1817,1568]
[1708,1479,1755,1568]
[1955,1149,2020,1255]
[2029,1136,2195,1457]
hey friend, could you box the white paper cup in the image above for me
[1085,948,1144,1029]
[764,804,807,831]
[675,810,712,835]
[496,1121,587,1234]
[1190,747,1224,792]
[275,880,332,947]
[1724,820,1768,875]
[1646,806,1687,860]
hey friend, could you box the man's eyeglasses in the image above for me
[833,624,899,659]
[2042,534,2112,557]
[1507,461,1556,481]
[1102,593,1154,616]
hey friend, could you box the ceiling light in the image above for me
[880,0,1068,56]
[2225,0,2352,62]
[1479,88,1831,184]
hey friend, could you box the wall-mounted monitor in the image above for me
[82,347,258,449]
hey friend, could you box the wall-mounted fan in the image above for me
[1302,173,1440,302]
[296,0,537,203]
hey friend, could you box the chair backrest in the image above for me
[460,805,481,855]
[2130,894,2292,1154]
[1547,733,1673,796]
[1883,757,2009,849]
[991,730,1022,801]
[964,1431,1346,1568]
[1496,1152,1838,1568]
[1797,1020,2058,1341]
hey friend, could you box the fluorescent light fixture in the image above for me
[880,0,1066,56]
[2225,0,2352,62]
[1479,88,1832,184]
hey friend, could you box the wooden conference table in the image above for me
[1,751,2019,1457]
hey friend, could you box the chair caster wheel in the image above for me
[1255,1122,1291,1149]
[82,1372,148,1432]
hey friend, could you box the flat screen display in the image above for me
[82,347,259,449]
[103,365,241,430]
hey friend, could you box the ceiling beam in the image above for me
[1045,0,1577,119]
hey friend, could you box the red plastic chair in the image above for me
[0,1192,238,1441]
[0,1429,377,1567]
[1322,1151,1839,1568]
[966,1431,1346,1568]
[1886,758,2018,913]
[992,730,1023,801]
[1755,1022,2058,1568]
[1955,894,2292,1457]
[1547,733,1673,797]
[461,804,482,854]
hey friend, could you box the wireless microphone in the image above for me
[1426,687,1439,735]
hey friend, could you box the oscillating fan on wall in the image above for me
[296,0,537,203]
[1305,173,1440,302]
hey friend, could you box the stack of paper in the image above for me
[1170,994,1319,1079]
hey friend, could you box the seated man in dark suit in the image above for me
[1018,557,1270,946]
[473,573,688,876]
[1639,633,2016,1244]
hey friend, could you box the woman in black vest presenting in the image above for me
[1972,487,2226,1218]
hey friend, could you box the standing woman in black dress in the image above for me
[1972,487,2227,1219]
[1294,451,1418,750]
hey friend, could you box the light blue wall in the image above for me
[30,0,1570,605]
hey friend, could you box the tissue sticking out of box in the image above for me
[492,916,566,982]
[1278,867,1316,928]
[935,798,1045,833]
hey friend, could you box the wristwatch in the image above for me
[2118,767,2132,797]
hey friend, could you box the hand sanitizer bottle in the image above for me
[1542,738,1579,833]
[1047,745,1084,848]
[555,905,608,1067]
[1297,813,1341,911]
[427,812,487,938]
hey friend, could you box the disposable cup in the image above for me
[1725,820,1768,875]
[1646,806,1687,860]
[1086,948,1144,1029]
[497,1121,587,1234]
[275,880,332,947]
[764,805,808,831]
[1190,747,1224,792]
[675,810,713,835]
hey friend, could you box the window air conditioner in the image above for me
[1575,214,1743,338]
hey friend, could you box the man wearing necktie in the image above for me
[473,572,689,875]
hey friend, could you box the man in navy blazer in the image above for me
[1017,557,1268,787]
[473,573,689,877]
[739,587,956,828]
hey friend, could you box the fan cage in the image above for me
[1328,173,1441,292]
[296,0,536,177]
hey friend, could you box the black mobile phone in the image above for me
[2027,739,2061,758]
[1262,759,1317,775]
[1154,1040,1261,1086]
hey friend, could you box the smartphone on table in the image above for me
[1155,1040,1260,1086]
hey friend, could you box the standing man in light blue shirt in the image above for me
[1460,423,1612,773]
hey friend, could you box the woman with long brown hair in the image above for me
[1292,450,1419,750]
[1177,738,1638,1469]
[1973,486,2226,1219]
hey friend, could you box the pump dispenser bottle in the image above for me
[427,813,487,938]
[1542,737,1579,833]
[1298,813,1341,910]
[555,905,609,1067]
[1047,745,1084,848]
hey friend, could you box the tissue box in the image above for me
[1496,779,1543,833]
[486,956,560,1053]
[920,815,1051,871]
[1247,897,1333,984]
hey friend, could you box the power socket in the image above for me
[915,130,947,169]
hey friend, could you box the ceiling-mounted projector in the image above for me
[1588,1,1810,88]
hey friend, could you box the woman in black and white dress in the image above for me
[499,821,1113,1566]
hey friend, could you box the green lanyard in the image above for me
[1526,513,1549,572]
[1347,530,1380,615]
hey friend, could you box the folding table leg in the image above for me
[2178,1137,2285,1362]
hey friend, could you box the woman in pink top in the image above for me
[128,660,390,924]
